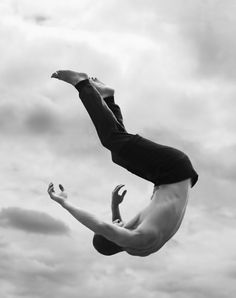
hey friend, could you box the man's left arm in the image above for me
[62,200,144,247]
[47,183,143,247]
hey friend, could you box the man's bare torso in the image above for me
[121,179,191,256]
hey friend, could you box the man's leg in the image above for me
[103,96,126,131]
[76,80,134,153]
[51,70,164,184]
[89,78,126,132]
[52,70,133,153]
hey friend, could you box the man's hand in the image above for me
[112,184,127,206]
[47,183,68,206]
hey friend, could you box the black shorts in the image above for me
[111,134,198,187]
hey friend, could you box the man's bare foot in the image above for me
[51,70,89,86]
[89,77,115,98]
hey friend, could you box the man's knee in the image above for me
[100,131,120,151]
[100,134,113,150]
[100,131,132,152]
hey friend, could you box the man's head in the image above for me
[93,234,124,256]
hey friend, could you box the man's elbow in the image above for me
[99,223,135,247]
[125,230,158,248]
[116,230,145,247]
[93,221,109,236]
[98,224,151,249]
[99,222,119,242]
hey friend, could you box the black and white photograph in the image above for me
[0,1,235,297]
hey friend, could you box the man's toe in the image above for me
[51,71,61,78]
[51,72,57,78]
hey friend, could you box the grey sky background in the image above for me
[0,0,236,297]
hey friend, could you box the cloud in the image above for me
[26,14,50,25]
[0,226,98,298]
[0,98,58,135]
[0,1,236,298]
[176,1,236,80]
[0,91,104,163]
[25,104,58,135]
[0,207,70,235]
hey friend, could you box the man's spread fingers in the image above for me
[48,188,54,194]
[115,184,124,191]
[113,185,119,192]
[48,184,55,193]
[59,184,64,191]
[48,184,52,192]
[122,190,127,197]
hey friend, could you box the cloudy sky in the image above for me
[0,0,236,297]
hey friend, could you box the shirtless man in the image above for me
[47,70,198,257]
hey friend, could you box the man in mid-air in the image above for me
[47,70,198,257]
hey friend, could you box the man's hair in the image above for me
[93,234,124,256]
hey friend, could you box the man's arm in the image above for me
[62,200,146,247]
[111,184,127,222]
[47,183,146,248]
[112,203,122,222]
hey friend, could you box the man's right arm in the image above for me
[47,183,157,249]
[111,184,127,224]
[62,200,150,248]
[111,202,122,222]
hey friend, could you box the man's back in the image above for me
[122,178,191,256]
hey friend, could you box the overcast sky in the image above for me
[0,0,236,297]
